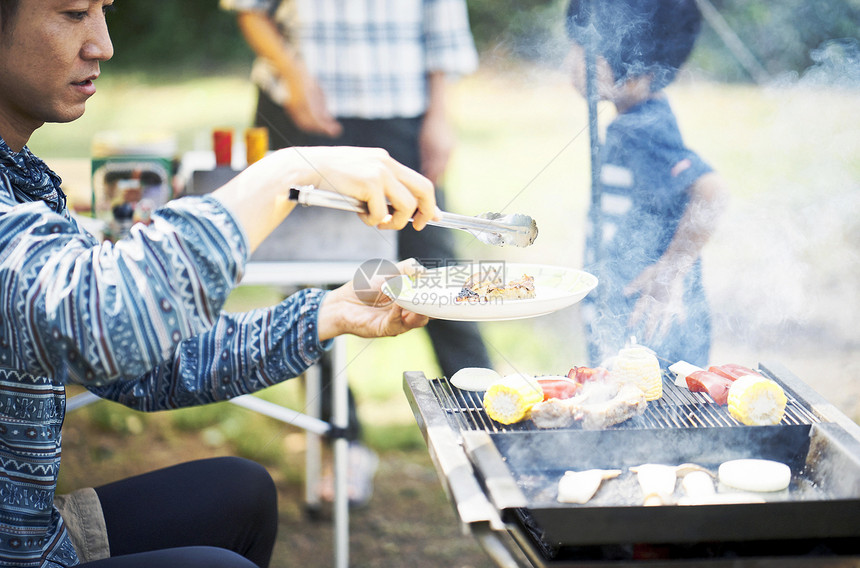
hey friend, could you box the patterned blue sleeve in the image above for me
[87,288,332,410]
[0,194,248,386]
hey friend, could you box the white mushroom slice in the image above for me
[718,459,792,492]
[630,464,678,506]
[557,469,623,504]
[450,367,502,392]
[681,470,716,499]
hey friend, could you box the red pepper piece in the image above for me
[536,378,581,401]
[567,366,610,385]
[686,370,734,405]
[708,363,762,382]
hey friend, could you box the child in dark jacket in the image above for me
[566,0,728,367]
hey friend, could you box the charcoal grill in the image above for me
[404,362,860,567]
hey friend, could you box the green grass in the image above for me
[33,65,860,450]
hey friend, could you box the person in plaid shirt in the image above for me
[222,0,492,505]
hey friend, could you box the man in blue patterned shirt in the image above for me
[0,1,438,566]
[222,0,493,504]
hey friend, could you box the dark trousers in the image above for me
[255,90,492,438]
[81,457,278,568]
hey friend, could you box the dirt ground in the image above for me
[270,450,497,568]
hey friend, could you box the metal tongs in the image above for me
[289,186,538,247]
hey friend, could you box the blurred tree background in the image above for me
[104,1,253,73]
[106,0,859,82]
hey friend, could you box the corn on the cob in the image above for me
[727,375,787,425]
[613,346,663,401]
[482,373,543,424]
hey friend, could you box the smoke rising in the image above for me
[479,4,860,417]
[695,37,860,423]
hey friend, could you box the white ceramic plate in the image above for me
[381,263,598,321]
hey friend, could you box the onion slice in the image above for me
[450,367,502,391]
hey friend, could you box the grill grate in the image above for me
[429,370,820,433]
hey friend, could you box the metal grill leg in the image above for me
[304,363,323,513]
[331,336,350,568]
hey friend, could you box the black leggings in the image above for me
[80,457,278,568]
